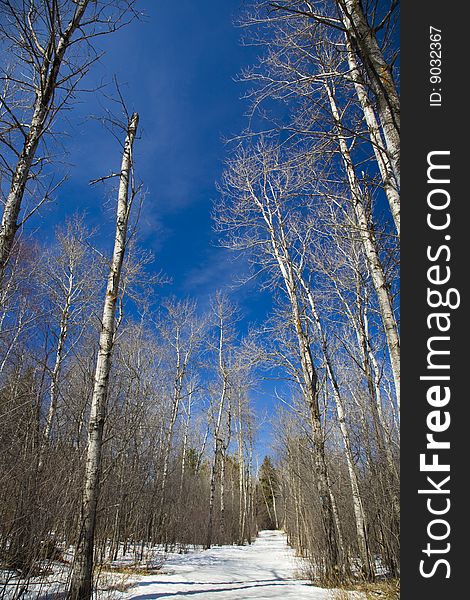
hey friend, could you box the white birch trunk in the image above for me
[346,40,400,237]
[68,112,139,600]
[206,315,229,549]
[330,268,399,480]
[338,0,400,184]
[325,83,400,414]
[236,391,246,542]
[238,447,246,542]
[196,424,209,475]
[327,478,347,573]
[247,443,254,543]
[268,476,279,530]
[361,290,399,480]
[299,276,373,578]
[159,338,184,529]
[42,270,74,445]
[219,448,226,537]
[249,188,340,576]
[179,383,193,496]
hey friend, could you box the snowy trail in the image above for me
[125,530,336,599]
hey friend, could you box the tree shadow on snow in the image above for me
[129,579,292,598]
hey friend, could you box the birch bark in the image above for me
[325,82,400,413]
[338,0,400,184]
[205,312,230,549]
[246,182,340,579]
[346,39,400,237]
[68,112,139,600]
[298,275,373,579]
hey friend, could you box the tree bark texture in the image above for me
[68,112,139,600]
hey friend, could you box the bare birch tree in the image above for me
[40,217,99,450]
[336,0,400,183]
[323,79,400,412]
[238,6,401,409]
[205,293,235,549]
[0,0,137,286]
[265,0,400,184]
[68,111,139,600]
[156,298,205,539]
[240,0,400,238]
[217,145,341,581]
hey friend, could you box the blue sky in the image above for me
[38,0,272,317]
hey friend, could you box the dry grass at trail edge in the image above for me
[332,579,399,600]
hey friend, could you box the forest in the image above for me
[0,1,400,599]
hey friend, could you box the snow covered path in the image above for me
[125,530,337,599]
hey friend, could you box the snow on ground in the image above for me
[124,530,344,600]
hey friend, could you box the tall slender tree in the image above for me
[68,111,139,600]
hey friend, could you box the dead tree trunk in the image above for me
[68,112,139,600]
